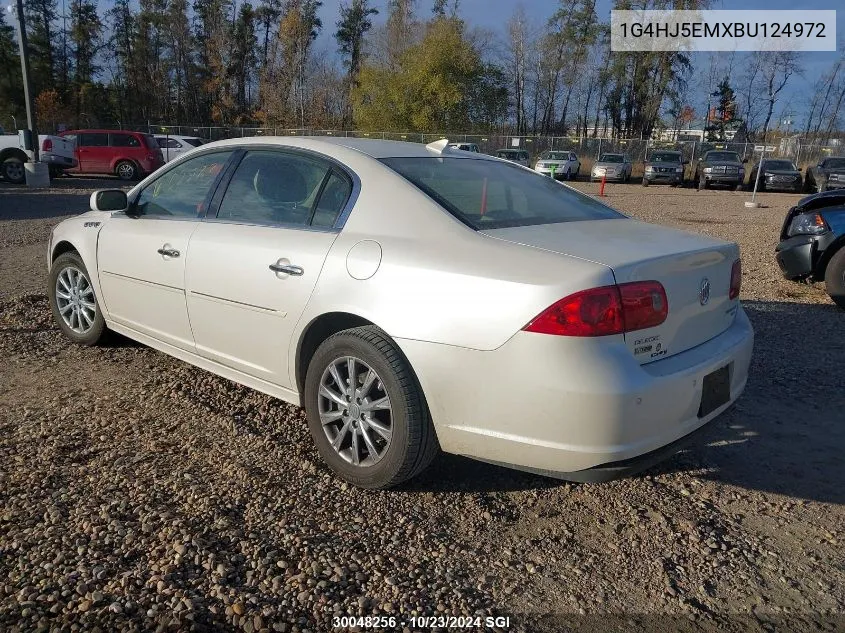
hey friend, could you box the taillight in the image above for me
[619,280,669,331]
[523,281,668,337]
[42,138,52,152]
[729,259,741,300]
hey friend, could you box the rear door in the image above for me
[97,150,234,350]
[185,149,353,388]
[77,132,110,172]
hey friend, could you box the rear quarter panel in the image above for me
[288,157,615,382]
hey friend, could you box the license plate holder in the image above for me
[698,364,731,418]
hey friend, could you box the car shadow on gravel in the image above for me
[648,299,845,505]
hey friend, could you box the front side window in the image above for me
[157,138,182,149]
[78,133,108,147]
[111,133,141,148]
[134,151,231,218]
[382,157,624,230]
[216,151,337,226]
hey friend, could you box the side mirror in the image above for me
[90,189,128,212]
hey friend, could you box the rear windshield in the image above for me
[649,152,681,162]
[496,150,519,158]
[143,134,158,149]
[381,157,624,230]
[599,154,624,163]
[705,151,741,162]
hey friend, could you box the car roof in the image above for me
[62,129,146,134]
[203,136,500,160]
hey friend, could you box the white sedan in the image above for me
[47,137,754,488]
[155,134,206,163]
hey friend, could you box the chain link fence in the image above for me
[110,124,842,173]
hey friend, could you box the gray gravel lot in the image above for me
[0,177,843,632]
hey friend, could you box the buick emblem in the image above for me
[699,277,711,306]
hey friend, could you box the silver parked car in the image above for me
[591,153,632,183]
[155,134,206,163]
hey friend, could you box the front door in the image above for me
[97,150,234,350]
[185,150,353,388]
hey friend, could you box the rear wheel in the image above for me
[2,156,26,184]
[825,248,845,310]
[115,160,138,181]
[48,251,107,345]
[303,326,439,489]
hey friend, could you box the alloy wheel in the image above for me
[318,356,393,467]
[4,160,24,182]
[55,266,97,334]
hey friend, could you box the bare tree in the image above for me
[754,50,801,141]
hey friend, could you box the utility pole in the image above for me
[11,0,39,162]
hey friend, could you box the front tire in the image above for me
[115,160,138,181]
[48,251,107,345]
[825,248,845,310]
[2,156,26,184]
[303,326,439,489]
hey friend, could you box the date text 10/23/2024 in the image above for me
[332,615,512,629]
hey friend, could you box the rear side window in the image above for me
[78,133,108,147]
[311,170,352,228]
[382,157,623,230]
[111,133,141,148]
[134,151,232,218]
[216,151,335,227]
[157,137,181,148]
[183,138,204,147]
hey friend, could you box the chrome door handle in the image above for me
[157,247,180,257]
[269,263,303,276]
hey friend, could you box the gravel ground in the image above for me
[1,177,843,633]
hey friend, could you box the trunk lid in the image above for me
[483,218,740,364]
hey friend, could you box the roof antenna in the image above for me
[425,138,450,154]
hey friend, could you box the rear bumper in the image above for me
[397,306,754,480]
[41,153,77,169]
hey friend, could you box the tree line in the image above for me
[0,0,842,142]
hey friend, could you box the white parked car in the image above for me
[154,134,206,163]
[534,150,580,180]
[47,137,753,488]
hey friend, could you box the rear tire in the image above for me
[303,326,439,489]
[115,160,138,181]
[48,251,107,346]
[824,248,845,310]
[2,156,26,184]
